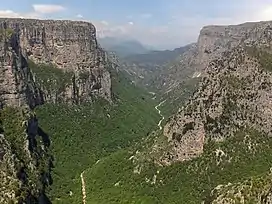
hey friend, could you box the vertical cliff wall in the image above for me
[0,18,113,105]
[0,26,42,108]
[0,18,115,204]
[162,21,272,164]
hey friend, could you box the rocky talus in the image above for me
[163,21,272,163]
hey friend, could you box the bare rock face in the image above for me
[159,21,272,96]
[0,27,43,108]
[0,18,113,106]
[197,21,272,70]
[0,18,114,203]
[163,21,272,163]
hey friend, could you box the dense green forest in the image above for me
[24,48,272,203]
[35,69,161,203]
[83,129,272,204]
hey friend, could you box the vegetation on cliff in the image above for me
[35,69,160,203]
[82,129,272,204]
[0,107,52,203]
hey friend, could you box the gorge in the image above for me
[0,17,272,204]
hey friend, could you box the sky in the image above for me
[0,0,272,49]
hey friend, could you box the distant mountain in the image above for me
[118,43,198,115]
[98,37,149,57]
[124,44,193,65]
[117,44,193,89]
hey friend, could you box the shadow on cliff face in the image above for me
[7,27,45,109]
[18,193,52,204]
[38,127,51,147]
[38,193,52,204]
[27,116,51,151]
[26,115,53,204]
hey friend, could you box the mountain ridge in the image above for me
[98,37,150,57]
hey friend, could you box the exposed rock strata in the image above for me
[163,21,272,163]
[0,18,113,105]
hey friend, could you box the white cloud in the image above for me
[0,10,39,19]
[76,14,83,18]
[2,1,265,50]
[0,10,22,18]
[32,4,65,14]
[0,4,66,20]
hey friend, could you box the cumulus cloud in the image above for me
[32,4,65,14]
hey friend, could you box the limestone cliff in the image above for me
[163,21,272,163]
[0,18,113,105]
[152,21,272,102]
[0,26,42,108]
[0,18,115,204]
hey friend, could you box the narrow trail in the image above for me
[78,101,166,204]
[81,171,86,204]
[155,100,166,130]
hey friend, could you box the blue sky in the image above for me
[1,0,272,49]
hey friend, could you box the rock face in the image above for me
[0,18,115,204]
[0,27,43,108]
[196,21,272,70]
[163,21,272,163]
[148,21,272,103]
[0,18,113,105]
[208,171,272,203]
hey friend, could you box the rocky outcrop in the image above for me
[0,18,113,105]
[152,21,272,99]
[207,171,272,204]
[0,27,43,108]
[162,21,272,163]
[197,21,272,70]
[0,18,116,204]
